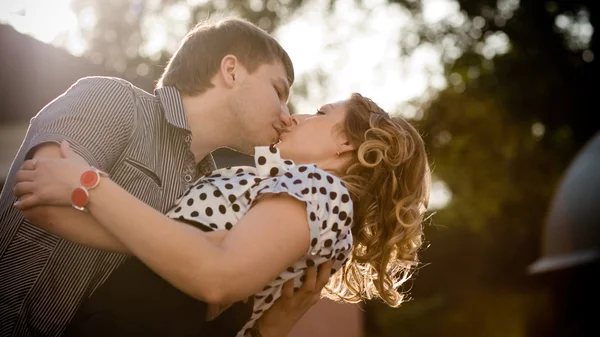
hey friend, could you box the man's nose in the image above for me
[280,105,292,128]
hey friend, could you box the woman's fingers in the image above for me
[13,193,40,210]
[15,169,35,184]
[13,181,35,198]
[20,159,38,171]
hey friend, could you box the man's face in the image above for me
[229,61,291,154]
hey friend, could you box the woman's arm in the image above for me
[85,180,310,304]
[14,145,311,304]
[22,206,229,254]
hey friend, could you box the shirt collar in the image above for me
[155,86,191,131]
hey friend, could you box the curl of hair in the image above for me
[322,93,431,307]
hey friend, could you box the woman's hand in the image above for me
[13,141,92,210]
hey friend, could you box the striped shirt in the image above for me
[0,76,215,337]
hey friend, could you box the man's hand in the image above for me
[252,261,333,337]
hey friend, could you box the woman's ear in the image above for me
[337,141,355,156]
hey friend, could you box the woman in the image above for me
[14,93,431,337]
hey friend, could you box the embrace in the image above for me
[0,16,431,337]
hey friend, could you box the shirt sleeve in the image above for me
[26,76,137,172]
[249,165,354,257]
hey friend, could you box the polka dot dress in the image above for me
[165,145,354,337]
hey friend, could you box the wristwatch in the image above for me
[71,167,109,211]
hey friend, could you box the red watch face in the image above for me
[80,170,99,189]
[71,187,89,208]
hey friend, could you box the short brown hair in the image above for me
[157,16,294,95]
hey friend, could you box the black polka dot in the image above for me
[337,253,346,261]
[186,198,194,206]
[232,204,240,212]
[313,173,321,180]
[306,259,315,267]
[311,187,317,194]
[331,268,337,274]
[325,203,329,212]
[299,166,307,173]
[174,207,181,213]
[245,191,251,200]
[222,177,230,181]
[310,212,316,221]
[236,168,244,174]
[344,217,352,227]
[293,179,302,185]
[265,294,274,303]
[307,173,313,179]
[284,160,293,165]
[311,238,318,247]
[341,194,350,203]
[329,191,337,199]
[270,167,279,176]
[254,178,262,184]
[190,211,199,217]
[219,205,226,214]
[319,187,327,195]
[284,172,293,179]
[327,176,334,184]
[212,174,221,178]
[213,190,222,197]
[332,223,339,231]
[322,220,328,229]
[269,144,278,153]
[195,184,204,189]
[300,274,306,282]
[199,193,207,200]
[205,207,213,216]
[263,284,272,291]
[301,188,309,195]
[225,222,233,230]
[324,239,333,247]
[258,156,267,165]
[287,267,295,272]
[254,309,264,315]
[226,195,235,203]
[239,179,248,185]
[339,211,347,221]
[225,183,233,190]
[333,206,339,214]
[210,223,218,229]
[281,182,287,188]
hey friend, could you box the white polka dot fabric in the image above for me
[165,145,354,337]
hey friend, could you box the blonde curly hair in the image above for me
[323,93,431,307]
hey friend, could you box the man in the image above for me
[0,17,326,336]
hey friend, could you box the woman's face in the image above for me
[275,99,348,166]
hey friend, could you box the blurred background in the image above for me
[0,0,598,336]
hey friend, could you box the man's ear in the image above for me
[219,54,246,87]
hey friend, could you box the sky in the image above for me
[0,0,454,208]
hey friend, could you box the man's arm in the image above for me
[22,144,227,253]
[247,261,332,337]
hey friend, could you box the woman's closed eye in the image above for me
[316,109,326,115]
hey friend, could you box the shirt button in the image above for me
[184,174,192,182]
[185,135,192,143]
